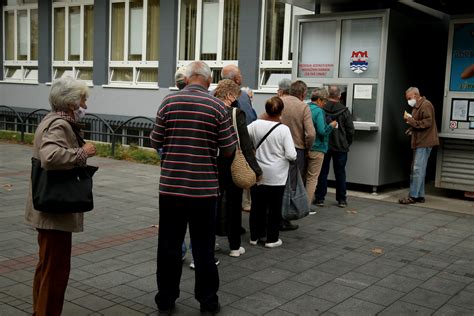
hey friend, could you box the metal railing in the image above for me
[0,105,155,157]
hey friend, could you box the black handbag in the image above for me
[31,157,98,213]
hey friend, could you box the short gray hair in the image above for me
[311,87,329,101]
[405,87,420,96]
[278,78,291,94]
[175,66,187,84]
[49,77,89,112]
[328,85,341,98]
[186,61,212,80]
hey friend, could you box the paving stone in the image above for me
[419,276,466,295]
[72,294,115,311]
[378,301,434,316]
[82,271,138,290]
[279,294,334,315]
[234,255,279,271]
[447,290,474,310]
[263,309,296,316]
[105,284,147,299]
[355,260,399,278]
[376,274,424,293]
[61,301,94,315]
[308,281,359,303]
[80,258,132,275]
[0,304,30,315]
[336,251,375,265]
[220,277,269,297]
[395,264,440,281]
[248,267,295,284]
[64,286,89,301]
[315,259,360,276]
[433,304,474,315]
[401,288,451,309]
[127,276,157,293]
[263,280,313,300]
[100,304,146,315]
[274,258,315,273]
[230,292,287,314]
[218,264,255,282]
[354,285,405,306]
[328,297,384,315]
[1,283,32,299]
[333,271,379,290]
[290,269,336,287]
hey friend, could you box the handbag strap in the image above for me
[256,122,282,149]
[232,108,241,150]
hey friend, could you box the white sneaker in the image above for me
[265,239,282,248]
[309,210,318,215]
[229,247,246,257]
[249,239,258,246]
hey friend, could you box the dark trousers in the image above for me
[33,229,72,316]
[156,195,219,310]
[250,185,285,243]
[315,150,348,202]
[289,148,307,190]
[221,183,243,250]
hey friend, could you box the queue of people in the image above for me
[25,64,437,316]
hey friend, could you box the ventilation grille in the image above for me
[437,138,474,191]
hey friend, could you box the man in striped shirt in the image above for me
[150,61,237,315]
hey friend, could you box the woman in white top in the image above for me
[247,96,297,248]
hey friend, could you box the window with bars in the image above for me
[109,0,160,86]
[52,1,94,82]
[3,1,38,82]
[177,0,239,85]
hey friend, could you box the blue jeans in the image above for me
[315,150,348,203]
[409,147,432,198]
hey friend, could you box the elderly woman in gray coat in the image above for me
[25,77,96,316]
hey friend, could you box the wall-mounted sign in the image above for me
[350,51,368,74]
[452,99,469,121]
[449,23,474,92]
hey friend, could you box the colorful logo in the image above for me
[350,51,368,74]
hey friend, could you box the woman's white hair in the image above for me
[405,87,420,96]
[49,76,89,112]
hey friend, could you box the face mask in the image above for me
[73,107,86,121]
[407,99,417,107]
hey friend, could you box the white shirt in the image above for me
[247,119,297,186]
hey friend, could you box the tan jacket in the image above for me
[406,97,440,149]
[25,113,86,232]
[280,95,316,150]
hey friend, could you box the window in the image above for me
[177,0,239,84]
[52,1,94,82]
[3,1,38,82]
[259,1,313,88]
[109,0,160,86]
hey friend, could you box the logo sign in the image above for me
[449,121,458,129]
[350,51,368,74]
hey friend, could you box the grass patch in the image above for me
[0,130,160,165]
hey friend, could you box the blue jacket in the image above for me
[308,102,333,153]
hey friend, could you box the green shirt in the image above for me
[308,102,333,153]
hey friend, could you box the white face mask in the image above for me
[73,107,86,121]
[407,99,417,107]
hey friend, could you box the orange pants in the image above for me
[33,229,72,316]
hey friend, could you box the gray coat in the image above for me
[25,112,87,232]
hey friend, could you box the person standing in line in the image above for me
[399,87,439,204]
[150,61,237,315]
[306,88,337,214]
[314,85,354,208]
[280,80,316,229]
[214,79,262,257]
[26,77,96,316]
[247,96,297,248]
[221,65,257,125]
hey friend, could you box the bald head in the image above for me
[221,65,242,86]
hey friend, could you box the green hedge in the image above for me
[0,130,160,165]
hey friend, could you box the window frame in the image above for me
[2,1,38,83]
[258,1,313,90]
[51,0,94,83]
[108,0,159,87]
[176,0,238,86]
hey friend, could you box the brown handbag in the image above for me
[230,108,257,189]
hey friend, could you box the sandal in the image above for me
[398,196,416,204]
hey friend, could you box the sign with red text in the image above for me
[298,63,334,78]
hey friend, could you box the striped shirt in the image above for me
[150,84,237,198]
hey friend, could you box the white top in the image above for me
[247,119,297,186]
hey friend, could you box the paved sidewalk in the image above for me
[1,142,474,315]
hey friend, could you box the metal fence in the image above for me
[0,105,155,157]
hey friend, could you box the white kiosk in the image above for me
[436,18,474,192]
[293,9,447,190]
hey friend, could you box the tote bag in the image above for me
[281,167,310,220]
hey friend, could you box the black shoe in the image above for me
[157,303,175,315]
[200,302,221,315]
[338,200,347,208]
[313,199,324,207]
[279,223,299,231]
